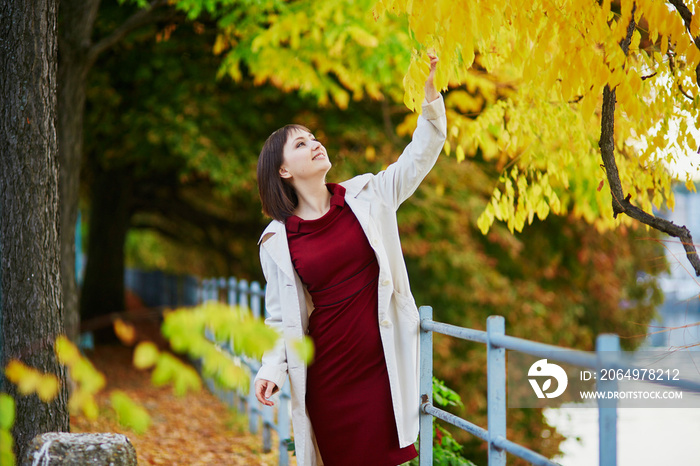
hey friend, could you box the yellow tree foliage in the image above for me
[373,0,700,273]
[196,0,699,272]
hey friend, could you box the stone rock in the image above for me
[21,433,137,466]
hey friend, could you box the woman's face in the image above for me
[279,128,331,183]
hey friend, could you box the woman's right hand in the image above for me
[255,379,277,406]
[424,53,440,103]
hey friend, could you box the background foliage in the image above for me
[68,0,688,462]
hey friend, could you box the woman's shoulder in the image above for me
[259,218,286,245]
[339,173,374,198]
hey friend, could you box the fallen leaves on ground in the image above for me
[71,345,293,465]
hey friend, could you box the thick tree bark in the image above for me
[80,165,134,341]
[0,0,70,459]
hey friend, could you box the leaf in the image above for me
[55,335,80,367]
[347,26,379,48]
[68,388,98,418]
[0,429,14,466]
[71,358,106,394]
[36,374,60,403]
[111,390,151,434]
[173,364,202,397]
[0,395,15,430]
[686,179,697,193]
[114,319,137,346]
[455,145,465,163]
[5,360,40,396]
[217,362,248,391]
[292,337,315,365]
[133,342,160,370]
[477,207,493,235]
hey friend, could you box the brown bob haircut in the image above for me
[257,124,312,222]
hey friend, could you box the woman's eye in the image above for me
[296,142,305,148]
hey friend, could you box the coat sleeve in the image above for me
[375,95,447,209]
[254,245,288,392]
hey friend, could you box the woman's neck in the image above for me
[293,181,332,220]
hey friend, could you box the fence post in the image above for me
[205,278,216,303]
[597,334,619,466]
[262,405,273,453]
[228,277,238,306]
[248,374,259,434]
[278,383,291,466]
[216,277,226,303]
[419,306,433,465]
[197,278,205,304]
[202,278,210,303]
[487,316,506,466]
[238,279,250,311]
[250,281,262,319]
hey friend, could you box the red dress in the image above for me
[286,184,417,466]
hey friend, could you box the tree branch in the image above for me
[599,5,700,276]
[669,0,700,51]
[87,0,174,65]
[668,0,700,87]
[666,51,695,101]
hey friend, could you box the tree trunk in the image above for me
[80,165,133,342]
[58,0,101,342]
[0,0,70,459]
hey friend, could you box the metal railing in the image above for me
[418,306,700,466]
[199,277,292,466]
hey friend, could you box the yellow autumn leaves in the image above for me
[4,361,60,403]
[375,0,698,235]
[3,302,303,439]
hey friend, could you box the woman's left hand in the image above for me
[425,53,439,103]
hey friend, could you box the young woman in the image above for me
[254,55,446,466]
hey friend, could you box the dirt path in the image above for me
[70,345,288,465]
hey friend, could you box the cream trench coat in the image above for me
[255,95,446,465]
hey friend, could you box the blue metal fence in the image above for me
[177,274,700,465]
[199,277,292,466]
[418,305,700,466]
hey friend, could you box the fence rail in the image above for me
[199,277,292,466]
[418,305,700,466]
[158,273,700,465]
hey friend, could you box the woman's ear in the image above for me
[279,166,292,179]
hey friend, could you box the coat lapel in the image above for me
[259,221,296,283]
[341,174,372,233]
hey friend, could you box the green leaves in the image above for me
[0,393,15,465]
[151,353,202,397]
[0,425,14,466]
[207,0,410,107]
[133,342,160,370]
[161,302,287,392]
[0,395,14,430]
[110,391,151,434]
[292,337,315,366]
[433,377,464,409]
[55,336,106,419]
